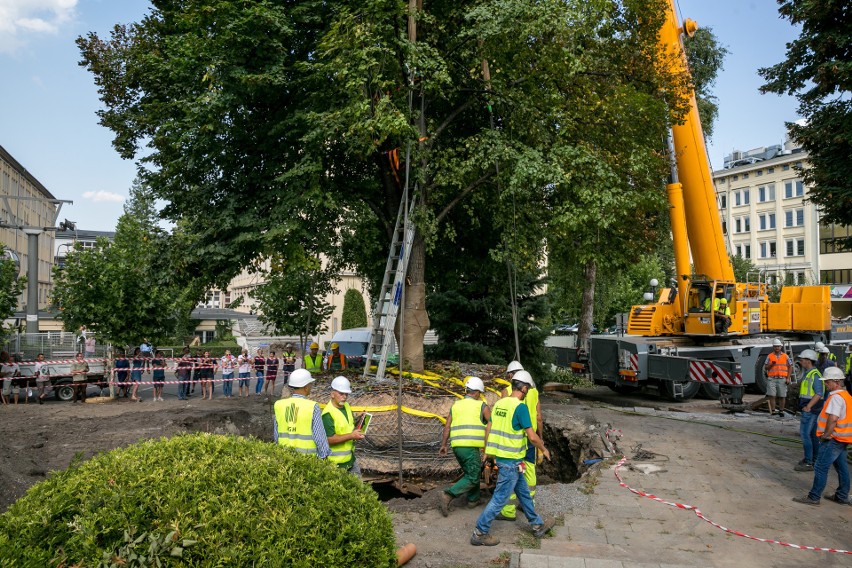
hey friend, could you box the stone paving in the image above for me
[517,403,852,568]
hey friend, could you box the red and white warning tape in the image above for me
[614,456,852,555]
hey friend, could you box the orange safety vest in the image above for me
[817,390,852,443]
[766,352,790,378]
[325,353,346,371]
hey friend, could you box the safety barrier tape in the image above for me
[613,456,852,555]
[10,356,289,367]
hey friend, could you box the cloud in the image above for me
[83,190,125,203]
[0,0,78,54]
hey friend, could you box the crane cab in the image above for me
[684,280,736,336]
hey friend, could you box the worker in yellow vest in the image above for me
[303,342,323,373]
[322,376,365,475]
[272,369,331,458]
[471,370,554,546]
[792,367,852,505]
[438,376,491,515]
[498,362,542,522]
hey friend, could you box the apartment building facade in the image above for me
[714,139,852,317]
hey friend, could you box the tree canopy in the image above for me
[759,0,852,226]
[0,257,25,341]
[78,0,693,370]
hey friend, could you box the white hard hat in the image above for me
[815,341,826,350]
[464,376,485,392]
[331,376,351,394]
[797,349,818,362]
[288,368,315,388]
[512,370,535,387]
[818,345,830,354]
[821,367,845,381]
[506,360,524,374]
[772,338,783,347]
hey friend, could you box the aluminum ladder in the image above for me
[363,195,417,379]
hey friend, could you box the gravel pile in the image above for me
[535,482,591,518]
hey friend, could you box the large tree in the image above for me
[0,256,26,341]
[78,0,686,371]
[760,0,852,226]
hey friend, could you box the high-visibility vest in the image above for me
[486,397,526,460]
[816,390,852,443]
[304,354,323,372]
[799,367,822,398]
[449,397,486,448]
[322,401,355,464]
[828,352,837,362]
[326,353,346,371]
[845,353,852,375]
[502,386,539,433]
[274,397,318,454]
[703,297,721,311]
[766,352,790,378]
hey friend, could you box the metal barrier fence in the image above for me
[1,331,110,362]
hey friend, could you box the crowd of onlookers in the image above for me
[0,339,350,405]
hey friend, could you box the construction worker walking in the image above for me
[272,369,331,458]
[471,370,554,546]
[303,342,323,373]
[497,362,542,522]
[792,367,852,505]
[438,376,491,515]
[322,376,365,475]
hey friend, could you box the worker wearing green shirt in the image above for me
[321,376,365,474]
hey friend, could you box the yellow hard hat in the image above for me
[331,342,339,349]
[309,342,319,349]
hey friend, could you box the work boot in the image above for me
[439,492,453,517]
[794,462,814,472]
[532,517,556,538]
[823,494,852,505]
[791,495,820,506]
[470,530,500,546]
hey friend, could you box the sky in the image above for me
[0,0,802,232]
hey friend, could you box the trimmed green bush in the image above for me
[341,288,368,330]
[0,434,397,567]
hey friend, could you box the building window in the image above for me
[785,208,804,227]
[819,223,852,254]
[734,216,749,233]
[760,240,777,258]
[757,170,763,177]
[744,216,750,231]
[796,271,805,284]
[758,213,776,230]
[719,194,727,209]
[768,167,775,174]
[732,175,739,181]
[744,244,751,259]
[734,191,741,206]
[785,180,805,198]
[743,188,750,204]
[785,238,805,257]
[821,270,852,285]
[758,184,775,202]
[782,164,790,171]
[743,173,750,179]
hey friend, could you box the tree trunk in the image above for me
[397,233,429,372]
[578,258,596,354]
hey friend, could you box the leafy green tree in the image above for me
[0,257,25,341]
[341,288,368,330]
[77,0,690,371]
[730,253,760,283]
[51,179,190,346]
[760,0,852,226]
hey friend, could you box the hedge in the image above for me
[0,434,397,567]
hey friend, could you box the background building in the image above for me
[54,228,115,269]
[714,136,852,317]
[0,144,60,311]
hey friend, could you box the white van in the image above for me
[328,327,398,368]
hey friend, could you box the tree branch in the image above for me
[435,170,494,224]
[428,99,475,148]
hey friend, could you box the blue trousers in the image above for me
[476,458,542,535]
[807,439,850,502]
[222,373,234,396]
[255,371,264,394]
[799,412,820,464]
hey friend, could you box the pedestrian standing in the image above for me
[221,349,236,398]
[792,367,852,505]
[114,349,130,398]
[253,349,266,395]
[264,351,279,397]
[795,350,824,472]
[176,350,192,400]
[0,351,15,405]
[130,347,145,402]
[763,339,792,417]
[471,371,554,546]
[70,352,89,403]
[322,376,365,475]
[237,349,251,397]
[201,350,215,400]
[438,376,491,514]
[272,369,331,458]
[151,351,166,401]
[34,353,48,404]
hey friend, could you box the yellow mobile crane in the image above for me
[564,0,835,404]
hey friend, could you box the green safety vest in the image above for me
[486,397,526,460]
[799,367,822,398]
[703,297,721,311]
[304,354,323,372]
[274,397,318,455]
[502,386,539,433]
[450,397,487,448]
[846,353,852,375]
[322,401,355,465]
